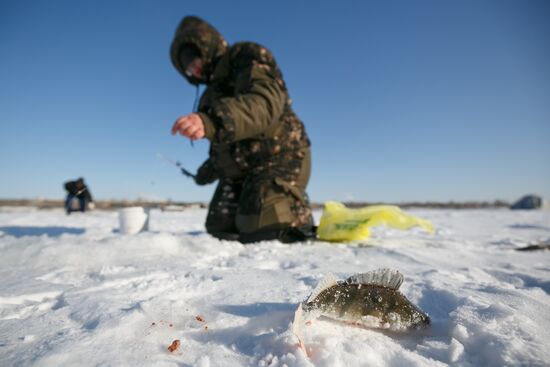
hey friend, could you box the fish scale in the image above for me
[306,283,428,328]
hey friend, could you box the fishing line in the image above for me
[157,153,196,179]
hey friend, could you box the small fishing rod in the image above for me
[157,154,196,179]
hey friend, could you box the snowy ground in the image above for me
[0,207,549,367]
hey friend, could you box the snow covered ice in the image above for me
[1,207,549,366]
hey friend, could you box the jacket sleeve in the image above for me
[64,181,76,195]
[200,62,287,144]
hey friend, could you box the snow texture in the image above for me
[1,207,550,366]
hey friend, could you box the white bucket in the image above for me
[118,207,149,235]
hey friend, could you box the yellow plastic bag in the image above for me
[317,201,434,242]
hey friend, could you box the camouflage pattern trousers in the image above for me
[205,149,313,239]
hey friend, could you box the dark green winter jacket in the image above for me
[170,16,311,185]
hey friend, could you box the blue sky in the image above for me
[1,0,549,203]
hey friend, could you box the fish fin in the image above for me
[307,272,338,303]
[292,304,307,353]
[346,268,403,290]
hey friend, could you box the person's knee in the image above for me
[236,178,296,234]
[235,196,294,234]
[205,211,240,241]
[205,213,238,235]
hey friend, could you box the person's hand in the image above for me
[88,202,95,210]
[171,113,205,140]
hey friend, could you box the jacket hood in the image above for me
[170,16,228,84]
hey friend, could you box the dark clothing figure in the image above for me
[510,195,542,210]
[64,178,93,214]
[170,16,314,243]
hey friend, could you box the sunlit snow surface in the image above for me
[1,207,549,366]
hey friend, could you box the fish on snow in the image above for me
[293,269,430,351]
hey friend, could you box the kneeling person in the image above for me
[170,16,314,243]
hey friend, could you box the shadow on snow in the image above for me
[0,226,86,238]
[187,302,298,358]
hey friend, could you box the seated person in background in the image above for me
[64,177,94,214]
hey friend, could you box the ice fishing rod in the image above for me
[157,154,196,179]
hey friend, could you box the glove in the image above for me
[88,202,96,210]
[194,159,219,186]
